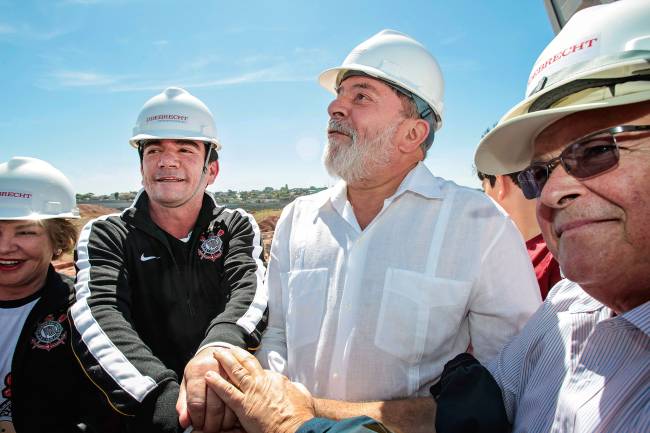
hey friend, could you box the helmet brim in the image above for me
[0,210,80,220]
[474,88,650,174]
[475,54,650,174]
[129,133,222,151]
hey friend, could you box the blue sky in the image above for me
[0,0,555,194]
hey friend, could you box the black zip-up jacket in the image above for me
[69,191,268,432]
[7,266,115,433]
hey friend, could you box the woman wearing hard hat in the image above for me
[0,157,115,432]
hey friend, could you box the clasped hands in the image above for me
[177,346,315,433]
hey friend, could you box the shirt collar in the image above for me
[568,286,607,314]
[391,162,444,201]
[319,162,444,211]
[329,180,348,215]
[568,288,650,337]
[620,300,650,338]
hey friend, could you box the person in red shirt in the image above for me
[478,170,561,299]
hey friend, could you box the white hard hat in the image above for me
[129,87,221,151]
[0,157,79,220]
[475,0,650,174]
[319,29,445,131]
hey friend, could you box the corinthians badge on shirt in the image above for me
[198,229,225,261]
[31,314,67,351]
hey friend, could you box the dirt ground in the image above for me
[53,205,280,276]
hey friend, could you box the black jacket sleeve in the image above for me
[69,216,180,432]
[199,208,268,350]
[431,353,510,433]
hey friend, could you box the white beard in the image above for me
[323,119,398,184]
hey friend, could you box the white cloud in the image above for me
[184,55,221,71]
[109,64,313,92]
[294,47,326,56]
[184,45,325,74]
[223,25,289,35]
[57,0,130,7]
[40,50,318,93]
[0,23,15,34]
[239,53,285,65]
[31,28,69,40]
[49,70,122,87]
[292,46,334,68]
[0,22,69,40]
[438,33,464,47]
[60,0,108,5]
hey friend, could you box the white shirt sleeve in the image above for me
[469,217,543,363]
[255,204,293,373]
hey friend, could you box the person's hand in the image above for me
[177,346,238,432]
[205,347,315,433]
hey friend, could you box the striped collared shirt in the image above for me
[487,279,650,433]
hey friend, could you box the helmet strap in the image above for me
[202,144,214,173]
[138,142,145,164]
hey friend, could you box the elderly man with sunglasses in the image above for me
[472,1,650,431]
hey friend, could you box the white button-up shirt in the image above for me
[488,280,650,432]
[257,163,541,401]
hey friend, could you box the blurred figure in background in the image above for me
[477,169,561,299]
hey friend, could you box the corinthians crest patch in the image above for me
[31,314,67,351]
[198,229,225,261]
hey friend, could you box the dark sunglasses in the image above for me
[518,124,650,199]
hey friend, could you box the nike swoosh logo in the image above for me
[140,253,160,262]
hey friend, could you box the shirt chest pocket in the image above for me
[284,268,329,351]
[374,268,472,364]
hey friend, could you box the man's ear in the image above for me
[206,160,219,186]
[496,175,512,202]
[397,118,430,155]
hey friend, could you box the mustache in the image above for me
[327,119,357,140]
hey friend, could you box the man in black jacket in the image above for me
[69,87,268,432]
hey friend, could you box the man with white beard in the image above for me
[255,30,541,433]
